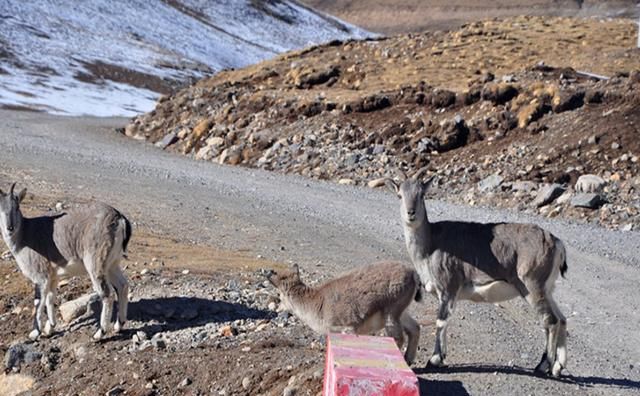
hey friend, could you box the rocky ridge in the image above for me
[125,16,640,230]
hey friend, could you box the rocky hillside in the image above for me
[301,0,640,33]
[126,16,640,230]
[0,0,368,116]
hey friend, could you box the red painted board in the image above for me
[323,333,420,396]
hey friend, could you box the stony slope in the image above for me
[126,16,640,230]
[0,0,369,116]
[300,0,640,33]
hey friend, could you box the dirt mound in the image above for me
[126,16,640,230]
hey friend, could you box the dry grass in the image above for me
[201,16,639,103]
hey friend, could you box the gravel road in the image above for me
[1,109,639,395]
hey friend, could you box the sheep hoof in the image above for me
[428,354,445,367]
[92,328,105,341]
[43,321,54,337]
[114,321,123,333]
[404,354,415,366]
[28,329,40,340]
[551,362,563,377]
[534,353,551,374]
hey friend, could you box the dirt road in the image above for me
[1,109,639,395]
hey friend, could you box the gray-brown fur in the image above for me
[267,261,422,364]
[0,183,131,340]
[387,172,568,376]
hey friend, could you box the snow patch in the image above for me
[0,0,370,117]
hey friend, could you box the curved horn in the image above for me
[396,168,408,181]
[9,182,16,196]
[412,167,430,181]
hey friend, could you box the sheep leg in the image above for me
[108,266,129,333]
[400,312,420,365]
[526,291,559,375]
[43,276,58,337]
[385,316,405,350]
[429,295,454,367]
[89,272,114,340]
[29,284,43,340]
[548,294,568,376]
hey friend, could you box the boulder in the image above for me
[435,116,469,152]
[4,343,42,372]
[552,90,585,113]
[481,83,518,105]
[429,89,456,108]
[571,193,605,209]
[478,174,504,192]
[59,293,100,323]
[533,184,566,207]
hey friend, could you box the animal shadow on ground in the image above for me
[418,378,469,395]
[415,364,640,391]
[68,296,275,338]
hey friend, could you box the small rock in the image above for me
[283,386,298,396]
[571,193,605,209]
[219,325,238,337]
[511,181,537,193]
[138,341,153,351]
[106,387,125,396]
[556,191,573,205]
[338,178,355,185]
[621,224,634,232]
[1,250,11,260]
[611,142,620,150]
[140,268,149,275]
[533,184,566,207]
[55,202,64,212]
[155,132,178,149]
[478,174,504,192]
[268,302,278,311]
[179,378,192,387]
[367,177,387,188]
[588,135,599,145]
[206,136,225,147]
[150,336,166,350]
[242,377,251,390]
[182,269,190,275]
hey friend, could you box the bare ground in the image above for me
[1,110,640,395]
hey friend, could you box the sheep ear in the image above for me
[421,176,436,195]
[17,188,27,203]
[292,263,300,278]
[384,178,400,195]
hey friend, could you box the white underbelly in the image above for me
[56,259,87,278]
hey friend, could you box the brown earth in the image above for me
[0,183,324,396]
[125,16,640,231]
[300,0,640,34]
